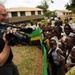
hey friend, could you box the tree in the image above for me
[37,0,54,16]
[44,10,56,18]
[44,10,52,18]
[65,0,75,12]
[37,0,49,13]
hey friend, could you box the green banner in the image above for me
[30,28,48,75]
[41,44,48,75]
[30,28,41,37]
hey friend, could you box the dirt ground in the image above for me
[12,45,43,75]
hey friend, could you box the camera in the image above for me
[0,22,33,46]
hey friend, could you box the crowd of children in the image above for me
[19,17,75,75]
[41,17,75,75]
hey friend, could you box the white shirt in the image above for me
[48,47,62,65]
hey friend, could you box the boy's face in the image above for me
[64,37,73,49]
[50,40,57,50]
[46,32,52,39]
[64,26,70,35]
[51,29,56,37]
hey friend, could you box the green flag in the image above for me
[27,28,48,75]
[30,28,42,43]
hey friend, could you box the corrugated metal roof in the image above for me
[7,7,43,12]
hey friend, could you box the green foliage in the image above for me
[51,0,54,3]
[66,0,75,12]
[44,10,52,17]
[41,19,48,24]
[30,19,34,23]
[37,0,49,12]
[37,5,44,9]
[42,1,49,12]
[50,11,56,17]
[37,0,55,18]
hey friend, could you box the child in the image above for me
[48,39,63,75]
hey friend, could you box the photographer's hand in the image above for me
[3,27,12,44]
[0,28,12,66]
[3,33,8,44]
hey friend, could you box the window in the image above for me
[66,13,68,15]
[11,12,17,17]
[31,11,35,15]
[38,11,41,15]
[70,12,72,15]
[63,13,65,15]
[20,11,25,16]
[69,13,71,15]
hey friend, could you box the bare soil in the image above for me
[12,45,43,75]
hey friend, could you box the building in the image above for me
[55,10,75,19]
[7,7,44,24]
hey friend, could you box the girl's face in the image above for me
[50,40,57,50]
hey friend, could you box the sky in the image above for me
[0,0,70,10]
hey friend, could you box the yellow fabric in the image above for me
[30,36,40,41]
[44,39,50,51]
[65,66,75,75]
